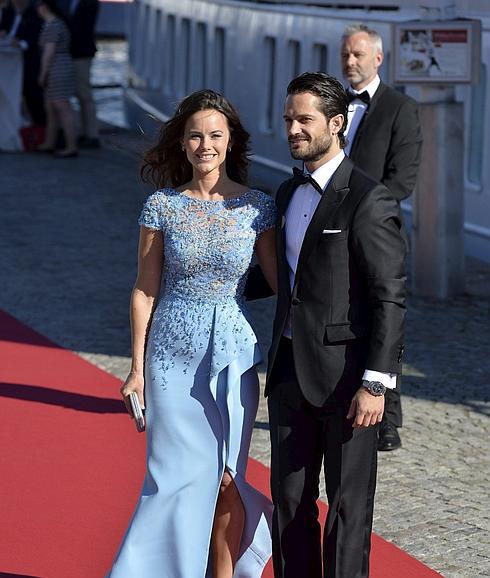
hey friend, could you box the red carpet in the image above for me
[0,310,440,578]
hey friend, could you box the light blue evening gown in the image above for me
[106,188,276,578]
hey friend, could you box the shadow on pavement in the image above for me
[0,382,126,414]
[403,377,490,417]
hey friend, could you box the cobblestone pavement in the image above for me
[1,131,489,577]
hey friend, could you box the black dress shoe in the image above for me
[378,421,402,451]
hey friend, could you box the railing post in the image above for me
[412,87,465,298]
[411,0,465,298]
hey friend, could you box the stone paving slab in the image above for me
[1,131,489,577]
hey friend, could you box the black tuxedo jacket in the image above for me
[348,82,423,202]
[67,0,99,59]
[266,157,407,407]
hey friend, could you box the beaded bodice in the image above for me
[139,188,275,304]
[139,188,276,380]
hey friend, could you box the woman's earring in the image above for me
[228,146,232,152]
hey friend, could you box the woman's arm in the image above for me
[254,227,277,294]
[38,42,56,86]
[120,226,164,414]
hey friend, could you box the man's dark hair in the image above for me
[287,72,348,149]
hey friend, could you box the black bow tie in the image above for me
[292,167,324,195]
[347,90,370,106]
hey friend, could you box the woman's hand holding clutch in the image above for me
[120,371,146,431]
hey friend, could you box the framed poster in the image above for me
[391,20,481,84]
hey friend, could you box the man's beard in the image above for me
[344,67,370,89]
[289,134,332,162]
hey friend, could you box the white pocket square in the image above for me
[322,229,342,234]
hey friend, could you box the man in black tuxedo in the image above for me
[267,72,407,578]
[0,0,45,125]
[66,0,99,147]
[341,23,423,451]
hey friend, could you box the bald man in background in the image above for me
[341,23,423,451]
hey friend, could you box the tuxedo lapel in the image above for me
[350,82,386,157]
[276,179,296,299]
[293,158,354,288]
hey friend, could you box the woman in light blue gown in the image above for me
[106,90,277,578]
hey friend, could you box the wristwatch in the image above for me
[362,379,386,397]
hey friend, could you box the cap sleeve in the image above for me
[253,191,277,236]
[138,191,166,231]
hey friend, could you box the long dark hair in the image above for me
[141,90,251,188]
[287,72,348,149]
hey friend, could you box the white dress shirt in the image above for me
[7,13,22,38]
[344,75,381,156]
[285,150,345,297]
[283,148,395,389]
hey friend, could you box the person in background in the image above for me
[0,0,9,25]
[341,23,423,451]
[0,0,45,125]
[66,0,99,148]
[36,0,77,157]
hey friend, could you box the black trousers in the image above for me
[24,83,46,126]
[268,338,378,578]
[383,385,402,428]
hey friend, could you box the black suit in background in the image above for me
[348,81,422,429]
[266,157,407,578]
[348,82,422,202]
[66,0,98,59]
[0,5,45,125]
[0,7,12,32]
[66,0,99,140]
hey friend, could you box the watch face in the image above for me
[364,380,385,396]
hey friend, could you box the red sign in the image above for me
[432,30,468,43]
